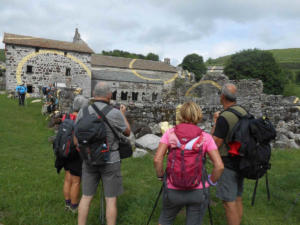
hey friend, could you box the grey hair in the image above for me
[73,95,89,112]
[93,82,111,98]
[221,83,237,102]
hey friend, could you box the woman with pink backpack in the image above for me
[154,101,224,225]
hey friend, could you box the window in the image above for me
[27,85,33,93]
[112,91,117,100]
[121,91,128,100]
[35,47,40,52]
[66,68,71,76]
[26,65,33,73]
[132,92,138,101]
[152,93,158,101]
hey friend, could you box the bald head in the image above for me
[221,83,237,102]
[93,82,111,98]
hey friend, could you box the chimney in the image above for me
[164,58,170,65]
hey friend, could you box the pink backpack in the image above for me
[166,123,204,190]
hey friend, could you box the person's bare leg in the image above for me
[70,175,81,204]
[105,197,117,225]
[63,171,72,201]
[236,197,243,224]
[223,201,241,225]
[78,195,93,225]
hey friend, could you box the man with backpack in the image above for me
[211,83,246,225]
[16,83,27,106]
[75,82,131,225]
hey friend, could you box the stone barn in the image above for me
[91,55,178,103]
[2,29,93,97]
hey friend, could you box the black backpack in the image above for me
[227,107,276,205]
[53,114,75,159]
[74,104,112,166]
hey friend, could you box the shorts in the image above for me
[82,161,123,197]
[63,157,82,177]
[216,167,244,202]
[159,188,208,225]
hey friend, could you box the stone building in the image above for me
[91,55,178,102]
[2,29,179,99]
[2,29,94,97]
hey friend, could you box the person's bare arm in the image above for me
[120,104,131,137]
[153,143,168,179]
[212,136,224,148]
[207,149,224,183]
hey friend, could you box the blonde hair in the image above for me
[178,101,202,124]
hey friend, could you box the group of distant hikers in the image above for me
[52,81,276,225]
[15,82,58,112]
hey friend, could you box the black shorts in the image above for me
[63,156,82,177]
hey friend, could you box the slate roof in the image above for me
[91,54,177,73]
[92,70,164,84]
[3,33,94,54]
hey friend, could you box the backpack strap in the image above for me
[226,107,246,118]
[65,113,70,120]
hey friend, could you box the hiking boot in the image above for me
[64,204,71,211]
[69,207,78,214]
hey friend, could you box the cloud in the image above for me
[1,0,300,63]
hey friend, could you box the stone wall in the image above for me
[100,81,163,104]
[5,44,92,97]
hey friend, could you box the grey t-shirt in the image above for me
[75,101,127,164]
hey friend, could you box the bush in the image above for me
[224,49,288,94]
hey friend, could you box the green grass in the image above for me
[0,94,300,225]
[0,49,4,62]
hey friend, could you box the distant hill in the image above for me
[0,49,4,62]
[207,48,300,74]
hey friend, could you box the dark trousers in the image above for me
[18,93,25,105]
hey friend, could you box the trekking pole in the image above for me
[251,178,259,206]
[265,172,270,201]
[100,182,105,225]
[145,183,163,225]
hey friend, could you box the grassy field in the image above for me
[0,94,300,225]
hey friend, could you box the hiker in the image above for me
[76,82,131,225]
[60,95,89,213]
[211,83,247,225]
[154,101,224,225]
[16,83,27,106]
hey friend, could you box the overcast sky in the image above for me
[1,0,300,65]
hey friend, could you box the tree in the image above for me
[146,53,159,61]
[181,54,207,81]
[224,49,288,95]
[296,71,300,84]
[101,50,159,61]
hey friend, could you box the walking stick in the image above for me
[99,182,105,225]
[145,184,163,225]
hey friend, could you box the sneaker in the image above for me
[64,204,71,211]
[69,207,78,214]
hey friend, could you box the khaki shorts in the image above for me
[216,168,244,202]
[82,161,123,197]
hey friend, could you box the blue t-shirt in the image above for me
[16,86,27,94]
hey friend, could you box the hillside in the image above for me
[207,48,300,73]
[0,49,4,62]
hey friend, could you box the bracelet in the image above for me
[208,175,217,186]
